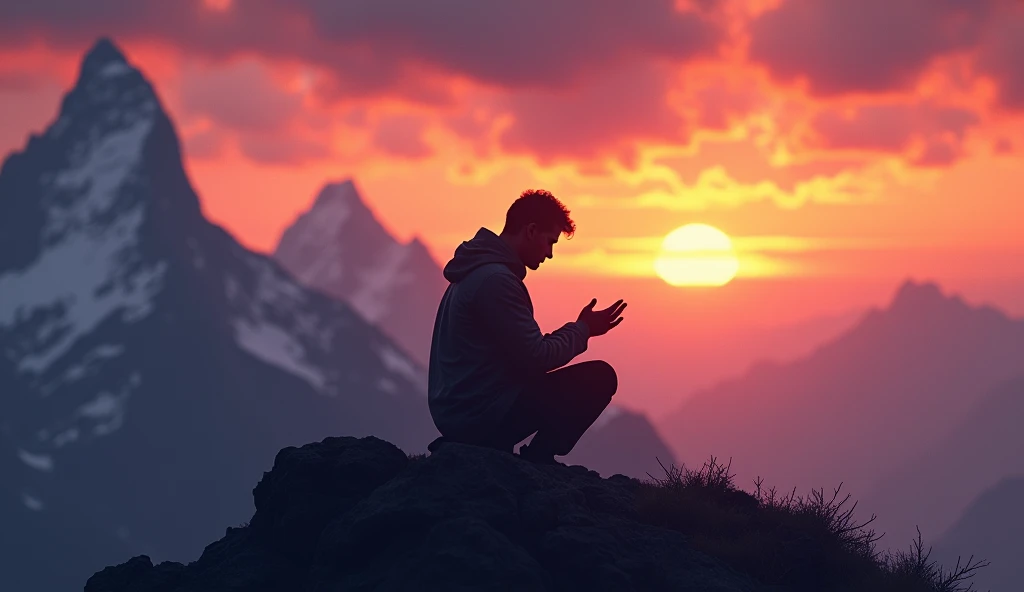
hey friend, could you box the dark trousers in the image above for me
[490,360,617,457]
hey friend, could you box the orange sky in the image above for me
[2,0,1022,414]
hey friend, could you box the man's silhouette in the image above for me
[427,189,626,464]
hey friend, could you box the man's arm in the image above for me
[474,272,589,374]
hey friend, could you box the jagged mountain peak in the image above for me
[81,38,130,77]
[55,39,156,132]
[889,278,953,309]
[313,179,365,209]
[274,181,446,366]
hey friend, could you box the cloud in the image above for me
[0,70,50,91]
[178,59,303,133]
[0,0,722,99]
[809,103,979,164]
[747,0,997,95]
[182,128,225,160]
[975,7,1024,110]
[370,114,432,159]
[238,132,332,165]
[496,62,689,168]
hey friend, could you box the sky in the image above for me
[2,0,1023,414]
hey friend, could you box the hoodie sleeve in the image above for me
[473,271,589,374]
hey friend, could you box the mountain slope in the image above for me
[0,38,436,591]
[932,476,1024,592]
[564,405,677,480]
[862,373,1024,547]
[273,180,446,366]
[659,280,1024,516]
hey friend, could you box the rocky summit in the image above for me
[85,436,759,592]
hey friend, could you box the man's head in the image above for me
[499,189,575,271]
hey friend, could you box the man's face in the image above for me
[523,223,561,270]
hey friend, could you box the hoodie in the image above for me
[428,227,590,442]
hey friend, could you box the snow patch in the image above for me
[252,258,307,306]
[22,493,44,512]
[378,346,421,386]
[100,61,132,78]
[350,243,409,323]
[17,449,54,472]
[46,343,125,393]
[0,113,165,375]
[79,392,121,418]
[53,428,80,447]
[233,318,326,391]
[46,115,154,238]
[591,405,625,431]
[74,372,139,437]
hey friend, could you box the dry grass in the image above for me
[635,456,990,592]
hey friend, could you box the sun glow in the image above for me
[654,223,739,287]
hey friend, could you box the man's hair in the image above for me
[503,189,575,238]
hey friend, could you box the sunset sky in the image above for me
[2,0,1022,413]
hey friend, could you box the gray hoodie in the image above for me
[428,227,590,442]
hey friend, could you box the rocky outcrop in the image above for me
[86,436,760,591]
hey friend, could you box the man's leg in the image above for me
[515,360,618,462]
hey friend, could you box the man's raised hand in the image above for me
[577,298,627,337]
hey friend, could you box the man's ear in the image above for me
[524,222,537,239]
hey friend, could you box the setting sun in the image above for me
[654,224,739,287]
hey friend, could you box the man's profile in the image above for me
[427,189,627,464]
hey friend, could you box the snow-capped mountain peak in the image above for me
[0,39,166,380]
[2,40,438,590]
[273,179,447,365]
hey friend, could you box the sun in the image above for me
[654,224,739,287]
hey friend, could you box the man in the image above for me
[427,189,626,465]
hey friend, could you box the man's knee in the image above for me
[590,360,617,397]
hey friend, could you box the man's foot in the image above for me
[517,443,560,466]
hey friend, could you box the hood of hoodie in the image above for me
[443,227,526,283]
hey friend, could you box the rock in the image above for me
[89,437,761,592]
[249,436,409,561]
[85,555,186,592]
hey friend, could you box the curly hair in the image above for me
[503,189,576,238]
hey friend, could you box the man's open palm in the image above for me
[577,298,627,337]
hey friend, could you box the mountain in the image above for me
[933,476,1024,592]
[273,180,446,367]
[659,280,1024,523]
[862,373,1024,547]
[564,405,677,480]
[0,38,436,591]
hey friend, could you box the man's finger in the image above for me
[606,301,627,318]
[599,299,624,315]
[609,317,624,329]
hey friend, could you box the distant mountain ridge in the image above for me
[659,278,1024,539]
[273,180,446,367]
[933,476,1024,592]
[0,38,436,591]
[863,372,1024,547]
